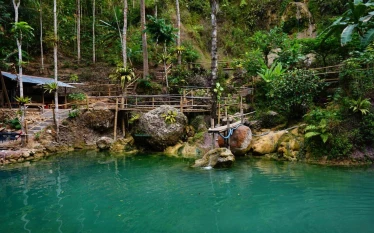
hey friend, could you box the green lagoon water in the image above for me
[1,152,374,233]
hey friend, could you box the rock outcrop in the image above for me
[193,148,235,168]
[217,125,252,156]
[96,136,114,150]
[251,131,287,155]
[137,105,187,150]
[81,109,114,131]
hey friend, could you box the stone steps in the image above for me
[27,109,71,135]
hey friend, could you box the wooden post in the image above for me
[225,99,228,122]
[240,96,244,123]
[25,120,28,144]
[108,86,111,96]
[152,97,155,107]
[180,96,183,113]
[114,98,118,141]
[122,117,125,138]
[191,90,194,106]
[211,118,215,149]
[42,86,45,106]
[64,87,67,108]
[218,102,221,126]
[86,97,89,109]
[226,116,230,150]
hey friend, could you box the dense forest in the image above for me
[2,0,374,160]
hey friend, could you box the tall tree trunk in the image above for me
[54,0,59,139]
[77,0,81,63]
[176,0,181,65]
[92,0,96,63]
[121,0,128,137]
[210,0,218,120]
[39,0,44,73]
[154,0,157,18]
[123,0,127,69]
[140,0,149,77]
[13,0,26,145]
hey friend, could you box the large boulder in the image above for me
[137,105,187,150]
[96,137,114,150]
[251,131,287,155]
[217,125,252,156]
[81,109,114,131]
[193,148,235,168]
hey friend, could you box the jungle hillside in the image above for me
[2,0,374,160]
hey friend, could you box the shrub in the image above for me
[268,69,325,119]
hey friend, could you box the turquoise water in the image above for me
[1,152,374,233]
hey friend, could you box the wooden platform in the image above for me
[208,121,242,133]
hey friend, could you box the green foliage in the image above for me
[349,97,371,115]
[146,15,177,46]
[242,49,266,77]
[161,110,177,124]
[68,109,80,118]
[7,118,21,130]
[69,74,79,82]
[43,82,58,93]
[339,49,374,98]
[129,113,140,124]
[268,69,325,118]
[15,96,31,106]
[180,42,200,63]
[276,39,305,68]
[305,119,330,143]
[34,132,41,141]
[68,93,86,101]
[213,83,224,101]
[250,26,287,64]
[110,67,135,89]
[11,21,34,41]
[321,0,374,49]
[257,62,286,82]
[136,76,162,94]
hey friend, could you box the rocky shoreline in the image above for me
[1,106,374,167]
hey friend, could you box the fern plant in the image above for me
[305,119,330,143]
[350,97,371,115]
[161,110,177,124]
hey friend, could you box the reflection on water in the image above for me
[1,152,374,233]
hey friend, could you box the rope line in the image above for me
[252,124,306,137]
[217,123,243,139]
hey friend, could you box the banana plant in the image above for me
[321,0,374,48]
[257,62,285,83]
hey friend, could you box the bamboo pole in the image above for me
[25,120,28,144]
[240,96,243,123]
[211,118,215,149]
[114,98,118,141]
[226,116,230,150]
[218,102,221,126]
